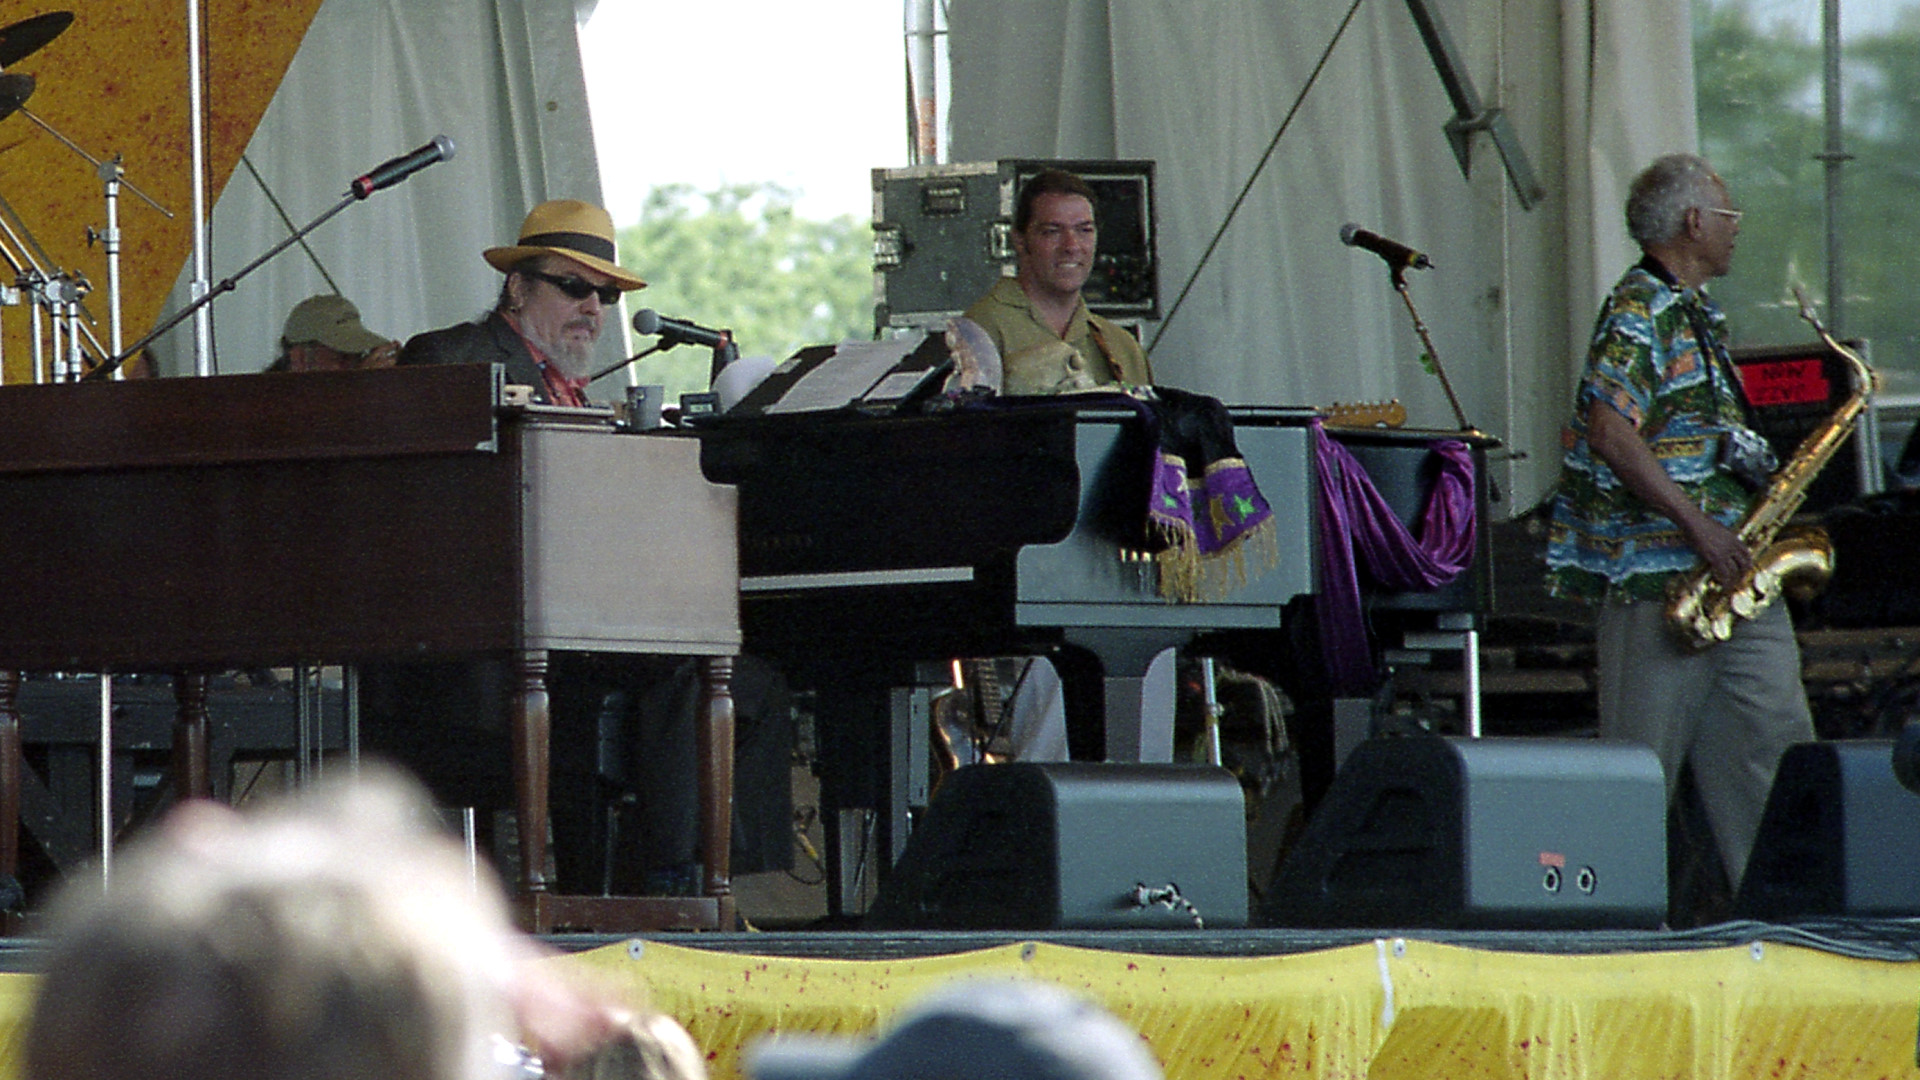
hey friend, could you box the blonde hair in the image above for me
[24,766,519,1080]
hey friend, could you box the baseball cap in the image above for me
[281,294,390,354]
[744,979,1161,1080]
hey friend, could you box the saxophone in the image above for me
[1666,285,1874,649]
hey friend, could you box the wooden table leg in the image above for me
[697,655,736,905]
[0,672,18,897]
[172,672,211,801]
[511,649,552,893]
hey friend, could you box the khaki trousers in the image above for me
[1596,597,1814,889]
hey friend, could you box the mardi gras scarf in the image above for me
[1143,387,1278,602]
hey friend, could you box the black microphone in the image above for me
[1339,223,1432,270]
[349,135,455,199]
[631,308,730,350]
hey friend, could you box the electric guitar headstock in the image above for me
[1319,399,1407,429]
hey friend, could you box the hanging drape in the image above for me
[1311,419,1477,693]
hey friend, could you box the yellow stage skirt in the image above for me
[568,937,1920,1080]
[0,937,1914,1079]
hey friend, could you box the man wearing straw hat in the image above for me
[400,198,645,405]
[375,198,793,896]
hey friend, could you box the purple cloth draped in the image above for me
[1311,418,1477,694]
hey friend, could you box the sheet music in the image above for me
[764,337,925,414]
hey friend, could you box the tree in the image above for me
[1694,0,1825,348]
[615,183,875,403]
[1695,0,1920,374]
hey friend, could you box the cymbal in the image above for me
[0,73,31,122]
[0,11,72,70]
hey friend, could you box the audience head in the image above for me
[22,764,626,1080]
[745,978,1162,1080]
[275,294,397,372]
[486,199,646,381]
[553,1011,709,1080]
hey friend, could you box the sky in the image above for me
[578,0,914,226]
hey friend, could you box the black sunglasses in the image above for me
[525,269,622,306]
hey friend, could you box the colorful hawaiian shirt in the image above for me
[1544,259,1758,602]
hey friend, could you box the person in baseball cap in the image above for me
[744,979,1163,1080]
[269,294,397,372]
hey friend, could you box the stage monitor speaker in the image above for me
[866,762,1247,931]
[1735,740,1920,919]
[1262,735,1667,930]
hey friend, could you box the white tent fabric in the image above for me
[950,0,1695,515]
[150,0,634,389]
[150,0,1697,516]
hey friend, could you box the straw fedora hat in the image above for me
[483,199,646,291]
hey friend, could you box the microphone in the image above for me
[1339,223,1432,270]
[632,308,730,350]
[349,135,455,199]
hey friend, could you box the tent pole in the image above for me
[905,0,939,165]
[187,0,212,377]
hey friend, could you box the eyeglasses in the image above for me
[1706,207,1744,225]
[526,269,622,306]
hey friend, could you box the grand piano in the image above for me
[0,364,741,932]
[696,397,1492,910]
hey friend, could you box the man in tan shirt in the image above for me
[963,168,1152,394]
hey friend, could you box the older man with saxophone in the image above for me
[1544,153,1814,900]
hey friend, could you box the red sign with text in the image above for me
[1738,358,1830,407]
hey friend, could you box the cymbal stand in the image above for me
[0,186,110,382]
[42,272,90,383]
[0,203,55,383]
[13,104,173,376]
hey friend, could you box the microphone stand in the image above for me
[1386,264,1482,437]
[708,338,738,386]
[598,334,737,386]
[87,190,362,380]
[590,342,665,384]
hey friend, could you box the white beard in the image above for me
[523,321,597,379]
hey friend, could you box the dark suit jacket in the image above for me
[399,310,551,402]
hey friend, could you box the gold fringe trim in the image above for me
[1151,516,1279,603]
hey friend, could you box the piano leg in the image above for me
[1099,648,1178,763]
[510,649,552,894]
[172,673,211,801]
[696,656,735,905]
[1050,646,1107,762]
[1051,642,1180,763]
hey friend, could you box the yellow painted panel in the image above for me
[0,0,324,383]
